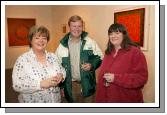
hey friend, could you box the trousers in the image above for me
[61,81,95,103]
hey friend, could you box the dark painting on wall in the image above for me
[114,8,145,47]
[7,18,36,46]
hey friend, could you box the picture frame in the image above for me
[62,24,67,34]
[7,18,36,46]
[114,7,148,50]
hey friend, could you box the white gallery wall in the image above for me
[5,5,155,103]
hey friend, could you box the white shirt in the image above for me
[12,49,66,103]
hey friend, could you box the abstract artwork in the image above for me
[114,8,145,47]
[62,24,67,34]
[7,18,36,46]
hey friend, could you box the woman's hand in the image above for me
[55,73,64,84]
[40,76,59,89]
[103,73,114,83]
[40,73,64,89]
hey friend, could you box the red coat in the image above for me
[96,46,148,103]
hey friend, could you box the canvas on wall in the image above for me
[114,8,145,48]
[7,18,36,46]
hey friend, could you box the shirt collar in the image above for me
[69,34,81,42]
[29,48,48,58]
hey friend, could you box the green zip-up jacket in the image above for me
[55,31,103,102]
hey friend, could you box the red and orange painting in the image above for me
[114,8,145,47]
[7,18,36,46]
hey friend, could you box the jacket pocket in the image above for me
[62,57,69,69]
[81,50,94,62]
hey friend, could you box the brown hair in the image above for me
[105,23,138,55]
[68,15,83,26]
[28,25,50,47]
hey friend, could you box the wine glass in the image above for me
[80,60,86,71]
[103,72,110,87]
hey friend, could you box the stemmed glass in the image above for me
[80,60,86,71]
[103,71,110,87]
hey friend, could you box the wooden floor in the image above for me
[5,69,19,103]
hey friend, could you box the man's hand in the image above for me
[81,63,92,71]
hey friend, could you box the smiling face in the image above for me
[109,31,124,48]
[69,20,83,39]
[31,32,48,51]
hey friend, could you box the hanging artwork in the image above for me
[114,8,145,48]
[7,18,36,46]
[62,24,67,34]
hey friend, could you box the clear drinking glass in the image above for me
[80,60,87,71]
[104,73,110,87]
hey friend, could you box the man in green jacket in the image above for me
[55,15,103,103]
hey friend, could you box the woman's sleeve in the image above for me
[95,55,107,102]
[113,50,148,89]
[58,63,66,81]
[12,56,42,93]
[55,44,63,64]
[54,55,66,81]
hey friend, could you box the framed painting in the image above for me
[114,8,147,50]
[7,18,36,46]
[62,24,67,34]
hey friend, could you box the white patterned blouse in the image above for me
[12,49,66,103]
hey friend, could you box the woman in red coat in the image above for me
[96,23,148,103]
